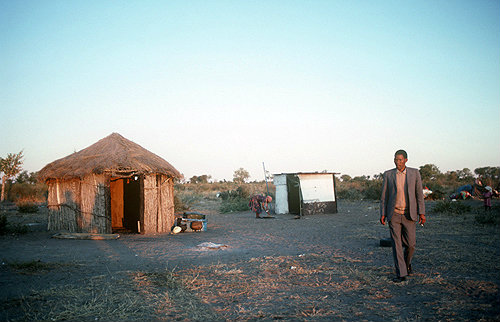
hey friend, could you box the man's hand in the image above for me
[419,214,426,225]
[380,216,386,225]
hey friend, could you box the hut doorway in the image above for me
[110,177,141,233]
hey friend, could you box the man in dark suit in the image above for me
[380,150,426,283]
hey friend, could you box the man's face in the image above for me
[394,154,407,171]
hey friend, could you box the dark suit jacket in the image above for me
[380,167,425,222]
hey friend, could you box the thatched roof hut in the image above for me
[39,133,182,234]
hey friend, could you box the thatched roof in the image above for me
[39,133,182,181]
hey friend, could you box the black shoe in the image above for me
[392,276,406,283]
[407,265,413,276]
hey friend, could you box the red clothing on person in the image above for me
[249,195,268,215]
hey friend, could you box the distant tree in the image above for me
[16,171,30,184]
[352,175,370,182]
[197,175,211,184]
[189,174,212,184]
[474,166,500,186]
[445,171,458,183]
[233,168,250,183]
[340,174,352,182]
[419,164,441,182]
[0,151,24,202]
[457,168,474,182]
[16,171,38,184]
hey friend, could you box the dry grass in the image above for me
[174,249,499,321]
[6,260,73,275]
[176,253,391,320]
[2,270,220,322]
[170,202,500,321]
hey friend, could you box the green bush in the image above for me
[218,190,240,200]
[337,188,364,200]
[0,213,29,235]
[174,195,189,213]
[218,185,256,201]
[363,181,382,200]
[432,200,471,215]
[219,197,249,213]
[236,185,251,199]
[16,199,39,213]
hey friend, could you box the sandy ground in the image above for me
[1,202,386,295]
[1,200,499,321]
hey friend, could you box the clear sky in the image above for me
[1,0,499,181]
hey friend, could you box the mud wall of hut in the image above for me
[47,173,175,234]
[142,174,175,233]
[47,174,110,233]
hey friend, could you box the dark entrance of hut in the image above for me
[286,174,301,215]
[110,177,141,233]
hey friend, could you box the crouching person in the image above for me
[249,195,272,218]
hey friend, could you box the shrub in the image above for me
[16,199,39,213]
[432,200,471,215]
[363,181,382,200]
[0,213,29,235]
[174,195,190,213]
[218,190,240,201]
[219,185,261,201]
[219,197,249,213]
[8,183,47,203]
[236,185,251,199]
[427,190,446,200]
[337,188,364,200]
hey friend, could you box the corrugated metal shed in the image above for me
[273,172,338,216]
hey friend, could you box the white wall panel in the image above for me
[298,174,335,203]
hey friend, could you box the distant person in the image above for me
[380,150,426,283]
[482,186,493,211]
[249,195,272,218]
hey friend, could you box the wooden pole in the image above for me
[262,162,270,196]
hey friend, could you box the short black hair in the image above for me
[395,149,408,159]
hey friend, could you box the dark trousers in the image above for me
[389,213,416,277]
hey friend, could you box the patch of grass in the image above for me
[0,213,7,234]
[2,271,221,322]
[432,200,471,215]
[475,207,500,225]
[7,260,71,275]
[176,250,499,321]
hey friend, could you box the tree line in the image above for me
[337,164,499,200]
[187,168,251,184]
[1,148,499,204]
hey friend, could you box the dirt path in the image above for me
[1,200,499,321]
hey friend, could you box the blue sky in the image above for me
[1,0,499,181]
